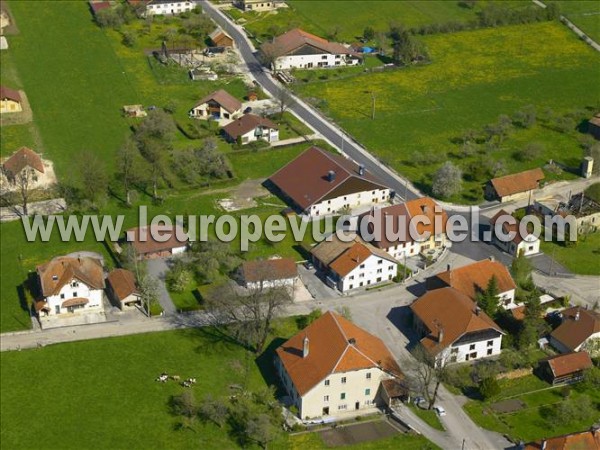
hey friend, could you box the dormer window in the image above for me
[52,275,58,281]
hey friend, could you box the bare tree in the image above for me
[274,87,296,119]
[77,151,108,205]
[1,164,38,216]
[117,137,140,205]
[403,346,449,410]
[205,277,293,354]
[432,161,462,198]
[122,244,159,316]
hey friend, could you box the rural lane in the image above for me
[198,0,422,202]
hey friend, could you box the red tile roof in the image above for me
[126,225,188,256]
[276,311,403,396]
[107,269,138,301]
[241,258,297,283]
[411,287,503,356]
[222,114,278,140]
[524,428,600,450]
[37,256,105,297]
[0,85,21,103]
[490,168,544,198]
[193,89,242,113]
[551,306,600,352]
[89,1,112,14]
[428,259,516,301]
[61,297,90,308]
[261,28,356,59]
[545,351,593,378]
[269,146,389,210]
[2,147,44,176]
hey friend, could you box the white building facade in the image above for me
[333,254,397,292]
[309,188,390,217]
[273,53,360,71]
[145,0,195,16]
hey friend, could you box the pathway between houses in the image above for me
[146,258,177,315]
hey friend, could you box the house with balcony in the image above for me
[35,254,105,320]
[411,287,504,365]
[275,311,405,420]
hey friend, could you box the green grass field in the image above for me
[294,22,600,202]
[464,375,600,442]
[288,428,439,449]
[238,0,531,43]
[554,0,600,42]
[540,232,600,275]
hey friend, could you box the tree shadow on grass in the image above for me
[255,336,287,397]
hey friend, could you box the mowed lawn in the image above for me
[294,22,600,202]
[554,0,600,42]
[0,329,278,449]
[6,1,133,177]
[540,232,600,275]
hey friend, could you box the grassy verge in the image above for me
[409,405,445,431]
[540,233,600,275]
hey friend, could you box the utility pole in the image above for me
[370,91,376,120]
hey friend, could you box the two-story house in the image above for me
[131,0,195,16]
[311,234,398,292]
[411,287,504,365]
[489,209,540,256]
[189,89,242,123]
[260,28,361,70]
[360,197,448,259]
[426,258,518,309]
[268,146,392,218]
[35,254,105,318]
[275,311,405,420]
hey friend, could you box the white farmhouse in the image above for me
[135,0,195,16]
[240,257,298,290]
[268,146,391,218]
[275,311,406,421]
[261,28,361,71]
[222,114,279,145]
[426,258,518,309]
[311,235,397,292]
[489,209,540,256]
[411,287,504,365]
[35,254,105,318]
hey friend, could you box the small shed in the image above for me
[123,104,147,118]
[538,351,593,385]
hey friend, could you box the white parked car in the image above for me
[433,405,446,416]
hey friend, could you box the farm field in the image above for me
[464,375,600,442]
[235,0,531,43]
[554,0,600,42]
[293,22,600,203]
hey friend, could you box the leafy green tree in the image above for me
[363,26,375,41]
[477,275,500,317]
[479,377,500,400]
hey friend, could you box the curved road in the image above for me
[200,0,420,202]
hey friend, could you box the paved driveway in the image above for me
[298,265,340,300]
[146,259,177,315]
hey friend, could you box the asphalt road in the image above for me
[199,0,421,202]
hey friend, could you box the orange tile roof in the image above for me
[524,429,600,450]
[428,259,516,301]
[2,147,44,176]
[193,89,242,113]
[551,306,600,352]
[329,242,374,277]
[241,258,297,283]
[126,225,188,256]
[37,256,105,297]
[61,297,90,308]
[490,168,544,198]
[545,351,593,378]
[411,287,503,356]
[107,269,138,301]
[276,311,403,396]
[261,28,356,59]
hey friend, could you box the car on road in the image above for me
[304,261,314,270]
[413,396,426,406]
[434,405,446,416]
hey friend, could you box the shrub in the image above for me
[479,377,501,400]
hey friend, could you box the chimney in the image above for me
[437,326,444,343]
[327,170,336,182]
[302,336,309,358]
[348,338,356,345]
[574,310,580,321]
[475,306,481,316]
[488,256,495,262]
[541,440,547,450]
[447,264,451,272]
[358,164,365,176]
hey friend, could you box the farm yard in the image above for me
[463,375,600,442]
[293,21,600,202]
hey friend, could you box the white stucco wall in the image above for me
[189,104,241,122]
[274,53,360,71]
[445,335,502,364]
[238,127,279,144]
[336,254,397,292]
[145,1,194,16]
[44,280,104,316]
[246,277,296,290]
[307,188,390,217]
